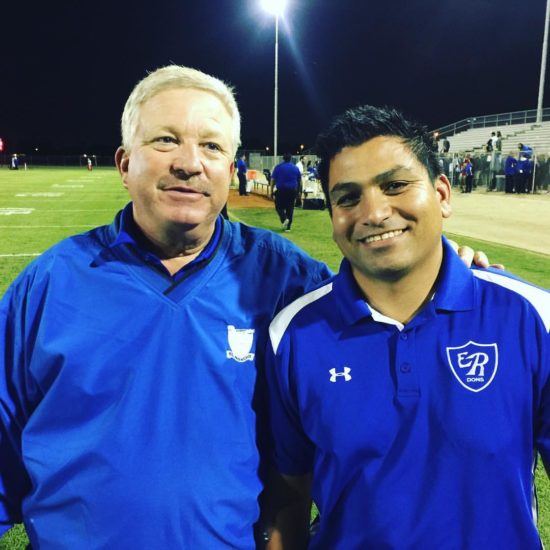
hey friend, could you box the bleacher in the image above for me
[446,123,533,154]
[436,108,550,156]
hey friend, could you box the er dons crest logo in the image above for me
[446,341,498,393]
[226,325,255,363]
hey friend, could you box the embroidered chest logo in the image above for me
[446,341,498,393]
[226,325,255,363]
[329,367,352,382]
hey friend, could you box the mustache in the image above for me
[158,178,211,196]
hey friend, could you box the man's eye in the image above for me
[155,136,177,144]
[385,181,408,192]
[335,194,360,207]
[204,142,221,151]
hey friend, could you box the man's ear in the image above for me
[436,175,452,219]
[115,147,129,174]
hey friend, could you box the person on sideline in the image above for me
[0,65,331,549]
[237,152,248,196]
[270,153,301,232]
[504,151,518,193]
[264,105,549,549]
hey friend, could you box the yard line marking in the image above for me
[15,193,64,197]
[53,184,84,188]
[0,225,95,228]
[0,208,34,215]
[0,253,41,257]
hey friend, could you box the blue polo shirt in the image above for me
[271,161,301,191]
[267,237,550,549]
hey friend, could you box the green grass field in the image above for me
[1,167,549,548]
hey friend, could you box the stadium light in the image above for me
[0,138,4,152]
[262,0,288,161]
[537,0,550,122]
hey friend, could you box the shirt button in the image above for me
[400,333,408,341]
[400,363,411,373]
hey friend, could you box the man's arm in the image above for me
[264,469,312,550]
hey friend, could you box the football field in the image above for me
[0,167,549,548]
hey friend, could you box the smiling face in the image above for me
[115,87,235,247]
[328,136,451,285]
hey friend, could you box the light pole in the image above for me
[262,0,287,161]
[537,0,550,123]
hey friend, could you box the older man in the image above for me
[265,106,550,549]
[0,66,331,548]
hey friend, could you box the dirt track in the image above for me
[228,188,550,256]
[443,190,550,255]
[227,188,273,209]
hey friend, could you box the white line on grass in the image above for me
[0,253,41,257]
[0,225,95,229]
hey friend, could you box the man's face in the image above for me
[328,136,451,283]
[115,88,235,239]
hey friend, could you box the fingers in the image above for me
[472,250,489,269]
[457,245,475,267]
[449,239,504,270]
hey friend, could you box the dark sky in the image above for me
[2,0,548,155]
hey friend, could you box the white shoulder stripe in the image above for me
[269,283,334,354]
[473,270,550,332]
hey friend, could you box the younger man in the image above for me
[266,105,550,549]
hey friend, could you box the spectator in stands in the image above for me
[486,132,495,153]
[442,137,450,153]
[270,153,301,232]
[517,143,534,193]
[237,152,248,196]
[462,156,474,193]
[504,151,518,193]
[495,131,502,152]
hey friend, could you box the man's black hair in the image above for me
[315,105,441,214]
[283,153,292,162]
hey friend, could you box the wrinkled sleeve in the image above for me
[535,325,550,473]
[265,323,314,476]
[0,284,32,535]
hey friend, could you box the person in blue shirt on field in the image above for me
[237,151,248,196]
[517,142,534,194]
[0,65,332,549]
[504,151,518,193]
[270,153,301,232]
[264,105,550,549]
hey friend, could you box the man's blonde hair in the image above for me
[121,65,241,155]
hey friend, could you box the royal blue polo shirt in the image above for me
[267,237,550,549]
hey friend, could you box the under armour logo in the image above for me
[329,367,352,382]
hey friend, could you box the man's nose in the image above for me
[171,143,202,177]
[359,188,391,225]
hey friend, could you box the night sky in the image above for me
[2,0,548,156]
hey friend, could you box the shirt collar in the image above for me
[109,202,224,279]
[334,235,476,327]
